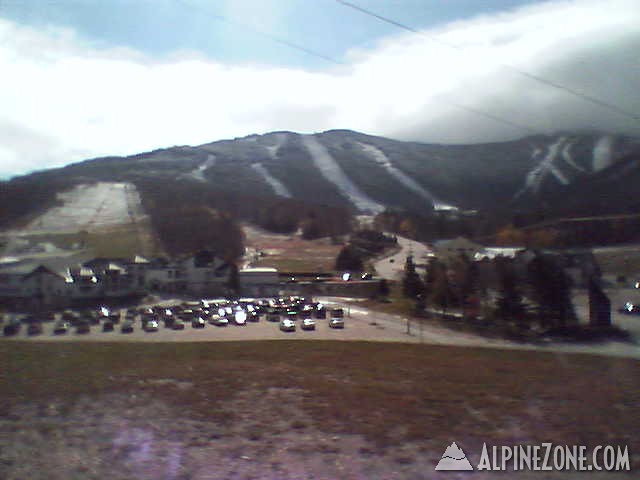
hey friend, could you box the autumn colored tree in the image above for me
[495,224,526,246]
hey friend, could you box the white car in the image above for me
[144,319,159,332]
[329,318,345,329]
[279,319,296,332]
[234,311,247,326]
[301,318,316,331]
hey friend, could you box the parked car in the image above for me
[234,311,247,326]
[102,320,115,332]
[3,319,21,336]
[267,313,280,322]
[62,310,78,322]
[315,305,327,319]
[619,302,640,315]
[329,318,345,329]
[144,319,159,332]
[53,320,70,335]
[84,310,100,325]
[162,308,176,328]
[301,318,316,331]
[192,317,206,329]
[27,322,43,336]
[75,321,90,334]
[279,318,296,332]
[121,320,134,334]
[172,318,185,330]
[209,315,228,327]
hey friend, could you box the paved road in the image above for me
[320,296,640,359]
[373,235,432,280]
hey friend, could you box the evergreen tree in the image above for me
[335,245,364,272]
[495,258,527,324]
[429,262,453,315]
[226,263,240,298]
[527,254,576,328]
[402,255,423,298]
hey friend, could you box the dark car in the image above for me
[75,321,90,334]
[62,310,79,323]
[53,320,70,335]
[172,318,185,330]
[163,315,175,329]
[102,320,115,332]
[27,322,43,336]
[121,320,134,334]
[3,319,21,336]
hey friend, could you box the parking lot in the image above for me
[3,293,640,359]
[0,297,419,344]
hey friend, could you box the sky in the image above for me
[1,0,639,178]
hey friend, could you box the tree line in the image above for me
[402,252,576,332]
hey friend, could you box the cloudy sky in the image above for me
[1,0,639,178]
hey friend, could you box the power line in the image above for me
[175,0,544,135]
[176,0,343,65]
[336,0,640,123]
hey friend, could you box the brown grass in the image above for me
[0,340,638,453]
[16,220,163,258]
[244,226,342,273]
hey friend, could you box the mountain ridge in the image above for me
[3,129,640,231]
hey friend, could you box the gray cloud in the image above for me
[1,0,639,178]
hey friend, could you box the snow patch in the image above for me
[518,137,568,195]
[561,141,586,173]
[251,163,292,198]
[593,136,614,171]
[264,133,286,160]
[18,182,145,234]
[357,142,456,211]
[185,154,216,182]
[301,135,384,213]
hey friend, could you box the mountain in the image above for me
[2,130,640,231]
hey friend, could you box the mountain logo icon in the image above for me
[435,442,474,471]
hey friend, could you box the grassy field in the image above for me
[12,220,163,259]
[1,340,637,453]
[244,225,342,273]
